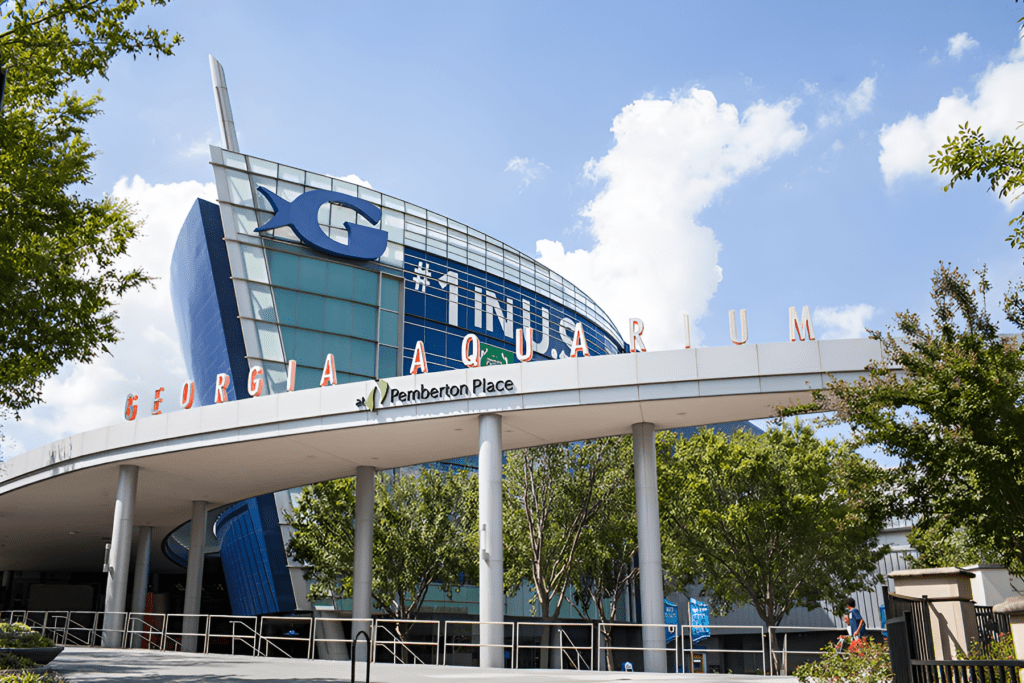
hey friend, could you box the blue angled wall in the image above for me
[169,199,295,615]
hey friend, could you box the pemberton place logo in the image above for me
[254,187,388,261]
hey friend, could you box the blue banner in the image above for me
[690,598,710,643]
[665,599,679,644]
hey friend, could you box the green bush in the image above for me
[963,632,1016,661]
[0,673,68,683]
[0,624,53,649]
[793,637,893,683]
[0,654,34,671]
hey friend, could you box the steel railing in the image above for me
[768,625,848,675]
[680,623,768,675]
[513,621,593,670]
[441,620,514,666]
[595,621,676,672]
[372,619,439,665]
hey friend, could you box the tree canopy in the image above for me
[815,264,1024,575]
[285,467,478,621]
[658,423,889,671]
[0,0,181,433]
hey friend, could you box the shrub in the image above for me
[0,673,68,683]
[793,637,893,683]
[0,624,53,649]
[0,654,34,671]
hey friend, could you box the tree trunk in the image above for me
[538,594,553,669]
[602,624,615,672]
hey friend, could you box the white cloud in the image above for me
[338,174,372,189]
[182,133,217,158]
[3,177,216,456]
[536,88,807,350]
[505,157,551,188]
[947,32,979,59]
[831,139,845,153]
[818,77,876,128]
[813,304,877,339]
[878,54,1024,186]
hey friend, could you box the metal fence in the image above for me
[1,609,850,673]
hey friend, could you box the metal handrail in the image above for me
[679,622,767,675]
[441,620,514,666]
[372,618,440,665]
[123,612,167,650]
[557,627,590,670]
[208,615,259,656]
[595,621,675,672]
[767,625,849,675]
[257,615,314,659]
[351,630,372,683]
[160,613,208,653]
[514,621,593,669]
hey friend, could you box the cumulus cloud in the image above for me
[181,134,217,159]
[947,32,979,59]
[338,174,372,189]
[536,88,807,350]
[813,304,877,339]
[2,177,216,456]
[505,157,551,188]
[818,77,876,127]
[879,51,1024,186]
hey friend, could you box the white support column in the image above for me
[102,464,138,648]
[632,422,667,673]
[352,465,375,662]
[129,526,152,648]
[478,413,504,669]
[182,501,207,653]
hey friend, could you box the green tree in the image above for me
[906,518,1000,570]
[658,423,890,675]
[285,468,478,625]
[930,123,1024,252]
[0,1,181,433]
[503,438,628,666]
[815,264,1024,575]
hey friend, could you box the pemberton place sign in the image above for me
[121,306,820,421]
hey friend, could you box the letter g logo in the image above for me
[255,187,387,261]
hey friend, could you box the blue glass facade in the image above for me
[169,146,627,616]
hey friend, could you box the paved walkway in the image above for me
[45,647,795,682]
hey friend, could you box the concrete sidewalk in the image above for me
[46,647,795,682]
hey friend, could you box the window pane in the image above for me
[323,334,351,369]
[279,165,304,184]
[268,251,300,289]
[331,204,356,228]
[234,206,258,235]
[351,338,376,376]
[326,262,353,299]
[223,151,246,170]
[264,361,287,393]
[295,365,321,391]
[277,180,303,201]
[324,299,352,336]
[405,203,427,218]
[226,169,254,207]
[353,269,378,305]
[357,186,381,204]
[280,326,295,358]
[307,172,331,190]
[250,285,277,322]
[240,244,269,282]
[380,277,400,311]
[294,329,323,366]
[352,303,377,340]
[256,322,284,362]
[378,345,398,378]
[250,157,277,177]
[333,178,357,195]
[379,310,399,346]
[274,289,298,326]
[298,257,327,295]
[252,176,276,212]
[296,292,325,331]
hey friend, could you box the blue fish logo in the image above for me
[254,187,387,261]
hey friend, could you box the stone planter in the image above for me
[0,645,65,666]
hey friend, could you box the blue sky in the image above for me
[4,1,1024,456]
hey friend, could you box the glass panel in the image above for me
[252,176,276,211]
[381,242,404,266]
[352,269,378,305]
[295,366,321,391]
[326,262,353,300]
[256,322,284,362]
[271,225,300,242]
[318,203,330,226]
[449,220,468,234]
[299,257,327,295]
[256,210,272,228]
[250,157,277,177]
[382,195,404,211]
[427,223,447,241]
[352,303,378,340]
[294,329,323,365]
[425,238,446,256]
[405,216,426,235]
[264,361,288,394]
[379,310,399,346]
[331,205,356,228]
[378,345,398,378]
[274,288,298,326]
[351,338,376,376]
[267,251,300,288]
[250,284,276,322]
[279,165,304,184]
[328,226,349,244]
[382,209,404,242]
[325,299,352,336]
[240,244,269,282]
[333,178,357,195]
[296,292,325,330]
[448,244,467,261]
[277,180,303,202]
[357,186,382,204]
[226,169,254,206]
[233,206,258,235]
[307,172,331,190]
[324,333,351,368]
[426,211,447,225]
[380,276,401,311]
[223,151,246,170]
[405,203,427,218]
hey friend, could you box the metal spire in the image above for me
[209,55,239,153]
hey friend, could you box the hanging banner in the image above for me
[690,598,710,643]
[665,599,679,644]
